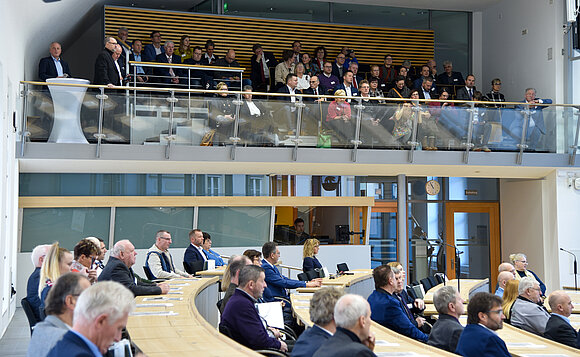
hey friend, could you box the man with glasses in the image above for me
[510,276,550,335]
[303,75,327,101]
[486,78,505,106]
[332,53,347,80]
[456,292,510,357]
[318,61,339,94]
[143,30,164,62]
[145,230,192,279]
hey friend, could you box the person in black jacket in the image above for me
[544,291,580,348]
[38,42,71,81]
[93,37,122,87]
[250,43,277,93]
[427,285,465,352]
[99,240,169,296]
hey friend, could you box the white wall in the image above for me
[555,169,580,289]
[481,0,566,102]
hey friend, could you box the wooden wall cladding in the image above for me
[104,5,434,70]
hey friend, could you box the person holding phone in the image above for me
[70,239,98,284]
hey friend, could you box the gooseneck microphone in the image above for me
[560,247,578,291]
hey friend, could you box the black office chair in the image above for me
[183,261,205,275]
[434,273,446,284]
[142,266,155,281]
[297,273,308,281]
[427,276,438,288]
[21,297,39,335]
[219,323,289,356]
[420,277,433,292]
[337,263,349,273]
[216,299,223,311]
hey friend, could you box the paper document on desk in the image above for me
[136,303,174,307]
[376,352,428,357]
[506,343,547,349]
[257,302,285,329]
[374,340,400,347]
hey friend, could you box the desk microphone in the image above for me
[560,247,578,291]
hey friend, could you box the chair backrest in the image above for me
[216,299,223,311]
[337,263,349,273]
[184,260,205,275]
[412,284,425,299]
[434,272,446,284]
[420,277,433,291]
[428,276,438,288]
[297,273,308,281]
[142,265,155,280]
[21,298,39,335]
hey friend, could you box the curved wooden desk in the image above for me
[126,277,261,356]
[196,266,226,278]
[296,270,374,298]
[291,293,457,356]
[423,279,489,316]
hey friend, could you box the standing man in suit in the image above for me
[99,240,169,296]
[38,42,71,81]
[313,294,376,357]
[154,41,181,85]
[250,43,278,93]
[184,229,207,269]
[145,230,192,280]
[455,292,510,357]
[142,30,164,62]
[544,290,580,348]
[367,265,428,342]
[292,287,344,357]
[427,286,465,353]
[46,281,135,357]
[455,74,476,101]
[93,37,122,87]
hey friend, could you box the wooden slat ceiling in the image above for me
[104,5,434,70]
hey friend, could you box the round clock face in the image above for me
[425,180,441,196]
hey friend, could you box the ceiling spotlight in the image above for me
[400,12,407,16]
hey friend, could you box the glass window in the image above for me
[224,0,329,22]
[407,202,444,284]
[114,207,194,249]
[356,176,398,200]
[431,11,470,77]
[21,208,111,252]
[333,4,429,29]
[447,178,499,201]
[198,207,271,247]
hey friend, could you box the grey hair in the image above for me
[31,244,51,267]
[443,60,452,67]
[310,287,344,326]
[118,26,128,33]
[164,41,175,47]
[391,266,400,275]
[334,294,368,329]
[73,281,135,325]
[509,253,526,265]
[238,265,264,287]
[525,88,536,94]
[518,276,536,295]
[110,240,130,258]
[243,85,253,91]
[104,36,115,46]
[433,286,458,315]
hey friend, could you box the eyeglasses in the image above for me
[493,83,502,85]
[310,80,318,83]
[159,237,172,241]
[530,287,541,292]
[487,309,503,315]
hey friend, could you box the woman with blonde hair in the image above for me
[303,238,322,273]
[38,242,73,315]
[502,279,520,323]
[295,62,311,91]
[175,35,193,61]
[509,253,546,296]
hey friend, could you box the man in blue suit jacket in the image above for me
[184,229,207,272]
[335,70,359,103]
[47,281,135,357]
[142,30,164,62]
[510,88,552,151]
[455,292,511,357]
[38,42,72,81]
[292,287,343,357]
[367,265,428,342]
[26,244,50,321]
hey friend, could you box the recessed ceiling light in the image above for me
[400,12,406,16]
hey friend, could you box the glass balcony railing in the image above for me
[19,80,580,165]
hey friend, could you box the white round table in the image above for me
[47,78,90,143]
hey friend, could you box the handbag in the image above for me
[317,132,332,148]
[200,129,216,146]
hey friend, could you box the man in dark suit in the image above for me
[142,30,164,62]
[544,290,579,348]
[367,265,428,342]
[332,53,347,80]
[437,60,465,86]
[128,39,149,84]
[427,286,465,352]
[510,87,553,151]
[154,41,182,85]
[292,287,343,357]
[184,229,207,272]
[26,244,50,321]
[348,62,364,90]
[47,281,135,357]
[38,42,71,81]
[335,70,359,103]
[455,292,511,357]
[99,240,169,296]
[413,65,437,92]
[313,294,376,357]
[455,74,476,101]
[250,43,277,93]
[220,265,288,353]
[417,76,438,100]
[93,37,123,87]
[303,75,327,101]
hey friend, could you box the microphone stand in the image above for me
[438,240,464,292]
[560,248,578,291]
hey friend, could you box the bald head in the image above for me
[497,271,514,288]
[498,262,516,277]
[548,290,574,317]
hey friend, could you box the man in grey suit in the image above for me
[427,285,465,352]
[26,273,90,357]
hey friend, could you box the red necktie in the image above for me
[353,77,358,89]
[260,59,266,82]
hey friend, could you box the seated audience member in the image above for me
[417,76,438,100]
[387,262,426,324]
[398,66,414,89]
[455,292,510,357]
[313,294,376,357]
[220,265,288,352]
[391,266,428,332]
[379,55,396,90]
[201,232,225,266]
[510,252,546,295]
[39,243,74,315]
[99,240,169,296]
[342,47,358,70]
[202,39,219,65]
[302,53,318,76]
[215,49,250,90]
[46,281,135,357]
[501,279,520,323]
[510,276,550,335]
[128,39,149,83]
[332,53,347,80]
[336,70,359,103]
[386,76,411,99]
[291,40,302,65]
[368,65,387,93]
[70,239,98,284]
[487,78,506,106]
[303,75,326,101]
[313,46,327,75]
[318,61,340,94]
[91,237,107,277]
[303,238,323,273]
[349,62,362,89]
[184,46,214,89]
[427,286,464,353]
[250,43,278,92]
[511,89,553,151]
[455,74,477,101]
[495,271,515,297]
[292,287,344,357]
[274,50,296,90]
[154,41,181,85]
[174,35,193,61]
[142,30,164,62]
[296,63,311,91]
[436,60,465,86]
[262,242,321,302]
[426,59,437,82]
[368,78,385,103]
[291,218,311,243]
[326,89,353,142]
[544,290,580,348]
[26,244,51,321]
[413,65,436,91]
[367,265,428,342]
[498,261,517,276]
[93,37,122,87]
[27,273,90,357]
[38,42,71,81]
[114,26,131,53]
[184,228,207,268]
[220,255,252,314]
[209,82,236,145]
[146,230,191,279]
[243,249,263,266]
